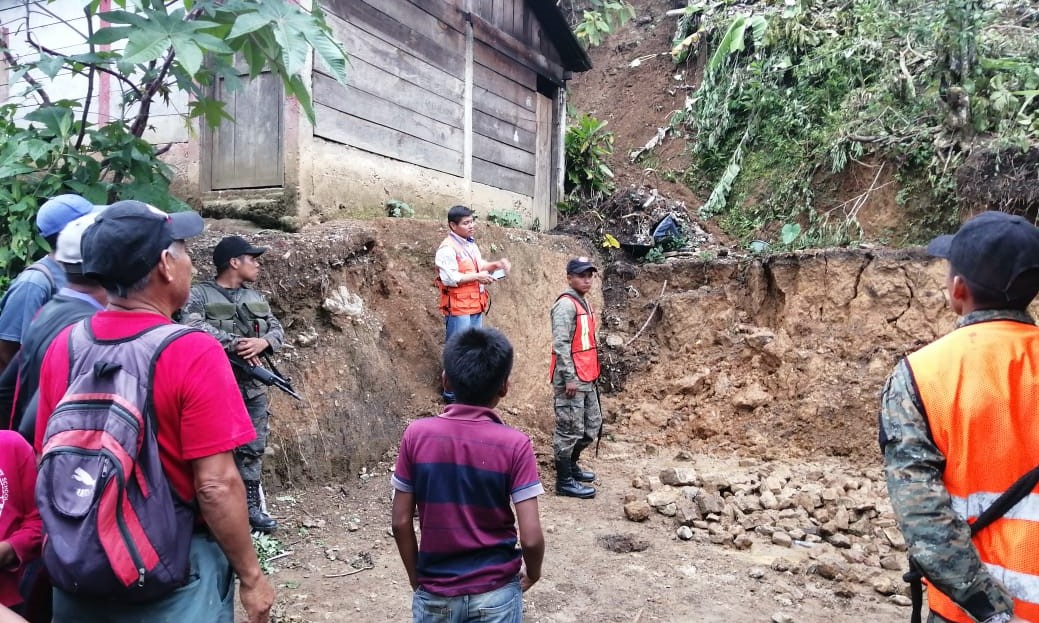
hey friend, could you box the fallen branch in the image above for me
[323,565,374,578]
[267,551,293,563]
[625,280,668,347]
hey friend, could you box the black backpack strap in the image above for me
[25,260,57,296]
[970,464,1039,535]
[141,324,202,433]
[903,463,1039,623]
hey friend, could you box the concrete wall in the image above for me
[296,136,533,225]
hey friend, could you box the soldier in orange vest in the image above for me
[880,211,1039,623]
[435,205,510,403]
[549,257,601,499]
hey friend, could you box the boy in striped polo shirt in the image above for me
[391,327,545,622]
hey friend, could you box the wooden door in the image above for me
[207,70,284,190]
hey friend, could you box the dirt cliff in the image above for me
[205,218,954,623]
[196,220,950,485]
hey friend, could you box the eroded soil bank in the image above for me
[199,218,951,622]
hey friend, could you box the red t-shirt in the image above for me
[0,430,42,607]
[35,311,255,501]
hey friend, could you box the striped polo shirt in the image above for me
[391,403,544,597]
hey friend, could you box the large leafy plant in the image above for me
[0,0,350,287]
[562,113,616,214]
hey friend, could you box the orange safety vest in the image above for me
[550,293,600,383]
[435,236,489,317]
[907,320,1039,623]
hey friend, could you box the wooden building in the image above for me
[1,0,591,228]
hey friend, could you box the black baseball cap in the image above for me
[926,211,1039,302]
[566,257,598,275]
[213,235,268,269]
[81,200,204,287]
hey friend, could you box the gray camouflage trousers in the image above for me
[552,388,602,462]
[235,391,270,481]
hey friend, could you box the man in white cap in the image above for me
[0,194,96,372]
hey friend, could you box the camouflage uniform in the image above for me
[550,286,602,463]
[879,309,1028,622]
[181,281,285,481]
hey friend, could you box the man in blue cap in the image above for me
[0,194,96,372]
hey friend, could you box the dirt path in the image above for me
[262,438,909,623]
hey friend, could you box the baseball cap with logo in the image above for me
[81,200,204,288]
[55,208,107,273]
[926,210,1039,302]
[566,257,598,275]
[36,194,97,238]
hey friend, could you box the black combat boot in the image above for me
[570,445,596,483]
[555,459,596,499]
[244,479,277,533]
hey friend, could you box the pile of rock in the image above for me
[622,457,912,603]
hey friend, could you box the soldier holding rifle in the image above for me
[182,235,286,533]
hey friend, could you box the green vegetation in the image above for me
[486,208,523,228]
[642,247,666,264]
[386,200,415,218]
[0,0,349,287]
[560,113,616,215]
[669,0,1038,248]
[568,1,637,48]
[252,532,285,575]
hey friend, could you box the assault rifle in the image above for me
[230,356,303,401]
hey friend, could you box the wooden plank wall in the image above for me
[318,0,467,177]
[469,0,563,68]
[472,40,537,196]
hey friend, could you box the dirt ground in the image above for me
[260,446,908,623]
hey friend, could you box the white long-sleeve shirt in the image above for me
[435,232,485,287]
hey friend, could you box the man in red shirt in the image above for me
[34,201,274,623]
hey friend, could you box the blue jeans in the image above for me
[445,313,483,340]
[443,313,483,402]
[412,578,522,623]
[52,534,234,622]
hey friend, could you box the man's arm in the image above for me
[390,490,419,590]
[193,452,274,623]
[0,354,20,427]
[880,359,1014,621]
[550,299,579,395]
[0,341,18,375]
[260,301,284,353]
[514,497,543,592]
[477,258,511,274]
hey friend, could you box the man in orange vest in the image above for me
[435,205,510,403]
[549,257,601,499]
[880,211,1039,623]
